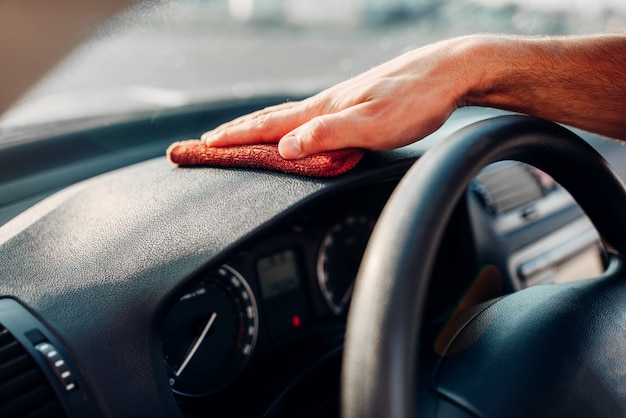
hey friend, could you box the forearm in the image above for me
[463,33,626,140]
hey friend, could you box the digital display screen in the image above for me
[257,249,301,299]
[256,249,311,337]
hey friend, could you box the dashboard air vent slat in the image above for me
[472,162,545,214]
[0,352,32,381]
[0,325,65,418]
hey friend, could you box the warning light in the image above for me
[291,315,302,328]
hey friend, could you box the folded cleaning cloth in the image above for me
[166,140,364,177]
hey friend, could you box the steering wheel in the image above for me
[342,115,626,418]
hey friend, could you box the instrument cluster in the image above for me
[160,180,398,398]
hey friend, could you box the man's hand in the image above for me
[202,37,479,159]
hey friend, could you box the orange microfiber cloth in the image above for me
[166,140,364,177]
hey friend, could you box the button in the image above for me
[35,342,78,392]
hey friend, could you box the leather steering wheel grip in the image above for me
[341,115,626,418]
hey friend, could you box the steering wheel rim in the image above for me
[341,115,626,418]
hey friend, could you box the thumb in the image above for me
[278,110,364,159]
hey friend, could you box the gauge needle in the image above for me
[176,312,217,377]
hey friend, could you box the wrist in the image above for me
[460,34,564,114]
[420,34,519,112]
[457,34,529,109]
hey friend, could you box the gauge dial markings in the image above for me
[162,265,259,396]
[317,215,375,315]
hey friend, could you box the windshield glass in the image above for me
[1,0,624,143]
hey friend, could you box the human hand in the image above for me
[201,36,480,159]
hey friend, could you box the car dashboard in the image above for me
[0,101,620,418]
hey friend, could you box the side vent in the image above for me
[0,324,65,418]
[472,162,545,214]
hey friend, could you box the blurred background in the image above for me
[1,0,624,143]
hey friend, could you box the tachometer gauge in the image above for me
[317,215,375,315]
[162,265,258,396]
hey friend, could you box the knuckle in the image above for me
[253,113,271,131]
[301,100,319,119]
[212,129,233,144]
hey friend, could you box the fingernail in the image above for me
[279,134,302,159]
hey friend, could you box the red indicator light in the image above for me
[292,315,301,328]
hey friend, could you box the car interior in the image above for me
[2,100,626,417]
[1,1,625,418]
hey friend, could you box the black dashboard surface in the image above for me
[0,135,416,417]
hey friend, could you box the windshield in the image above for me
[1,0,624,143]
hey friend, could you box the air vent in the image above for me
[472,162,545,214]
[0,324,65,418]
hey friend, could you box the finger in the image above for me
[201,100,311,146]
[205,100,299,135]
[278,105,377,159]
[277,97,451,159]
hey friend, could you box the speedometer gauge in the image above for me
[162,265,258,396]
[317,215,375,315]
